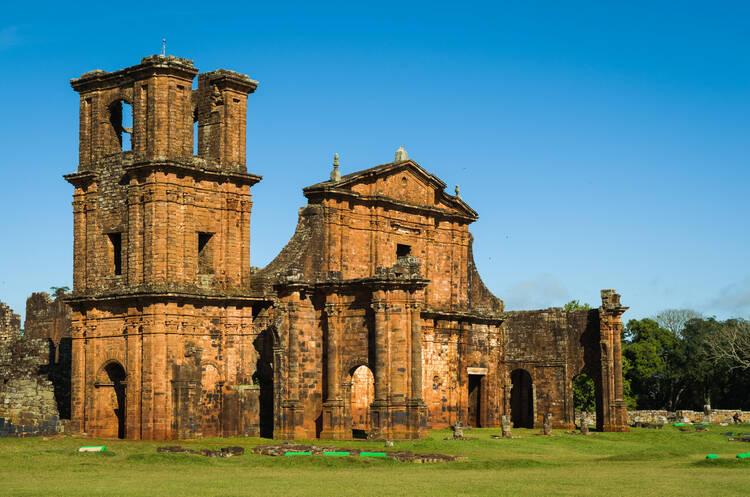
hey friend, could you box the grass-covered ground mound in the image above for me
[1,425,749,497]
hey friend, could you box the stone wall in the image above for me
[574,409,750,427]
[0,301,62,437]
[25,291,72,348]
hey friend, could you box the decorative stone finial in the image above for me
[454,185,460,197]
[329,153,341,182]
[395,146,408,162]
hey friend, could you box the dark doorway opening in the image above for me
[510,369,533,429]
[105,362,127,439]
[254,328,275,438]
[468,374,482,427]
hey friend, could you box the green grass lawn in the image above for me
[1,425,749,497]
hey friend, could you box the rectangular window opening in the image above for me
[107,233,122,275]
[198,232,214,275]
[396,244,411,258]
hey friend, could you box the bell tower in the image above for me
[65,55,266,440]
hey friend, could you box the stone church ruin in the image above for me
[1,55,630,440]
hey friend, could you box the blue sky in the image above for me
[1,1,748,323]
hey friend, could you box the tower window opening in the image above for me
[198,232,214,275]
[107,233,122,275]
[108,100,133,151]
[193,107,199,156]
[396,244,411,259]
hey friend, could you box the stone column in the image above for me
[370,298,388,438]
[410,302,423,403]
[457,321,469,425]
[407,301,427,438]
[281,297,304,439]
[321,301,346,439]
[599,289,629,432]
[70,319,86,434]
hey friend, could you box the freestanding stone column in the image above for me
[320,301,346,439]
[598,289,629,432]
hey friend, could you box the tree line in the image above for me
[569,303,750,412]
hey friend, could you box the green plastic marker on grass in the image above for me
[323,452,350,456]
[78,446,106,452]
[673,423,685,427]
[360,452,387,457]
[737,453,750,460]
[284,452,312,456]
[705,454,718,460]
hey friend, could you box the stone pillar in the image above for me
[599,289,629,432]
[457,321,469,425]
[407,301,427,438]
[281,298,304,439]
[70,319,86,434]
[321,301,346,439]
[370,298,388,438]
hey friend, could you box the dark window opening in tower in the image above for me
[107,233,122,275]
[397,244,411,259]
[198,232,214,275]
[108,100,133,151]
[193,107,199,156]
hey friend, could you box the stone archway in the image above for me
[349,365,374,438]
[510,369,534,428]
[94,361,127,439]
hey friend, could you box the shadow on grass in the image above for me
[691,459,750,469]
[440,459,552,471]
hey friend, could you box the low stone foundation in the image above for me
[575,409,750,427]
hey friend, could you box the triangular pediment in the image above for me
[303,159,477,220]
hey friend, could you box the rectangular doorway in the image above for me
[468,374,482,427]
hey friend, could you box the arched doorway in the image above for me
[95,361,127,439]
[510,369,534,428]
[349,365,374,439]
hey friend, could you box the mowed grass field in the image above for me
[1,425,749,497]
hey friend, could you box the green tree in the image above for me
[573,373,596,412]
[49,286,70,300]
[623,318,684,410]
[563,300,591,312]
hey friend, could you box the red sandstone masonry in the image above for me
[60,55,628,441]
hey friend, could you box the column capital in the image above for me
[324,302,342,316]
[371,299,386,312]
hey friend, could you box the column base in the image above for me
[319,399,347,440]
[279,401,306,440]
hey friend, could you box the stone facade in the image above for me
[61,55,629,440]
[0,302,62,437]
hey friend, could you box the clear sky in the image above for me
[0,1,748,323]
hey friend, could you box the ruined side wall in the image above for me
[503,308,596,429]
[422,318,503,429]
[25,292,72,346]
[0,302,62,437]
